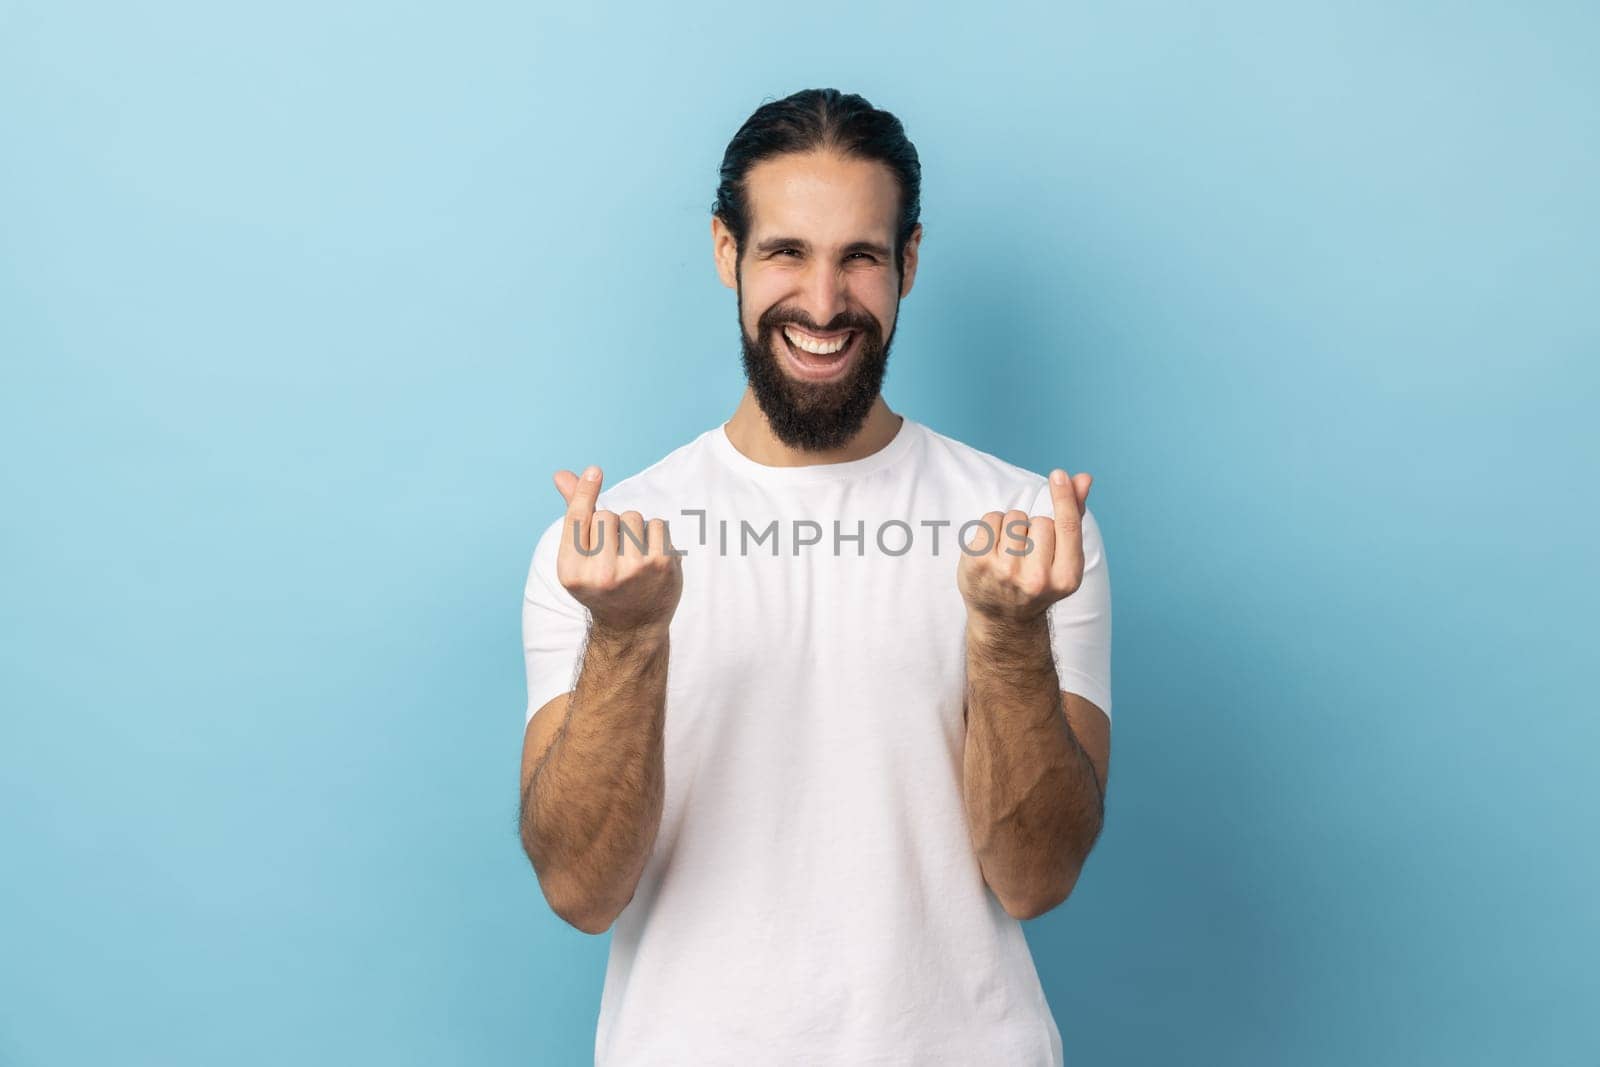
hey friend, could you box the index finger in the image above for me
[1047,469,1083,537]
[562,465,604,553]
[1047,469,1087,589]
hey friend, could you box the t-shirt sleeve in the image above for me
[522,514,591,727]
[1028,481,1113,720]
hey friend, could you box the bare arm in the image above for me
[519,619,669,934]
[963,611,1107,920]
[517,464,682,934]
[956,469,1110,920]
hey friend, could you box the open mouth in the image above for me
[778,323,859,381]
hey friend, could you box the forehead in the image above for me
[742,151,899,246]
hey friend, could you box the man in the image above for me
[518,88,1112,1066]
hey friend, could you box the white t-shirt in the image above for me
[522,414,1112,1066]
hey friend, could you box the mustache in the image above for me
[759,307,880,336]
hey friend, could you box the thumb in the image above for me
[1073,473,1093,514]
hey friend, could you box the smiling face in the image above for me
[714,150,922,451]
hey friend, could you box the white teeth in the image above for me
[783,325,850,356]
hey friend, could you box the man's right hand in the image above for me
[552,466,683,635]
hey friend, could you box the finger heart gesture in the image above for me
[957,470,1093,625]
[551,465,684,635]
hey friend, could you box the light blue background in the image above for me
[3,1,1595,1064]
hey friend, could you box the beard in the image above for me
[737,280,899,452]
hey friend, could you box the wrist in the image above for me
[966,607,1048,648]
[589,616,673,647]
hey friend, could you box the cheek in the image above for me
[847,276,898,325]
[740,277,787,332]
[744,302,773,339]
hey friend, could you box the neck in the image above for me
[723,390,902,467]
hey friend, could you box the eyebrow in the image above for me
[754,236,893,259]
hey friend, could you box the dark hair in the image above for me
[713,88,922,278]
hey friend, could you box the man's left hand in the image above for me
[957,469,1093,625]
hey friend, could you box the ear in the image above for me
[898,223,923,298]
[711,215,739,290]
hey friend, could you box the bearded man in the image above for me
[518,87,1113,1067]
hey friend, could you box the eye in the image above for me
[777,248,801,257]
[848,252,876,262]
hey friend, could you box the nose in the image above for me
[796,259,849,329]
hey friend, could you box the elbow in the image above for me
[1000,888,1066,922]
[556,902,616,936]
[523,843,620,935]
[543,879,619,935]
[1000,864,1084,922]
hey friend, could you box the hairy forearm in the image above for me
[962,612,1103,919]
[522,621,669,933]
